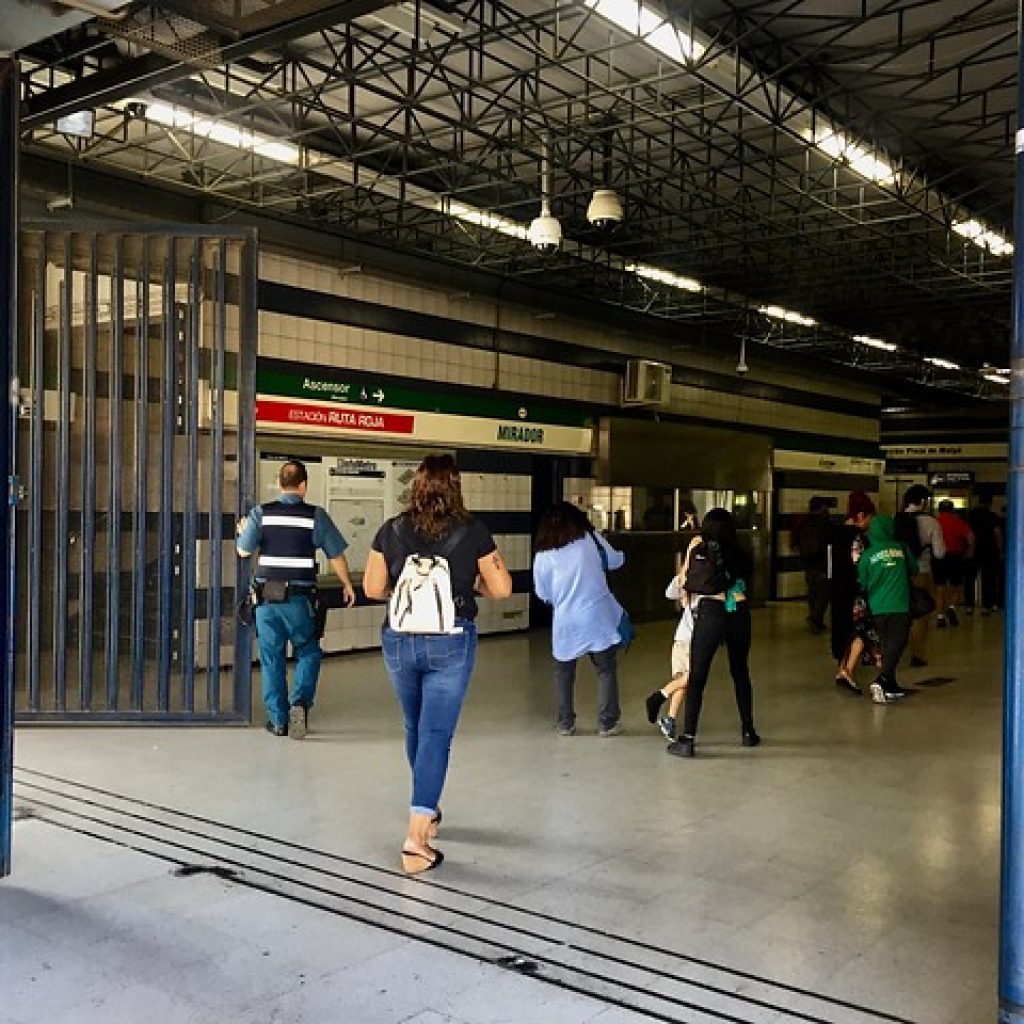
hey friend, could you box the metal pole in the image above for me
[0,59,19,878]
[999,5,1024,1016]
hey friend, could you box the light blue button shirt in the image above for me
[533,533,625,662]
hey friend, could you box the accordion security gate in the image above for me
[14,226,256,722]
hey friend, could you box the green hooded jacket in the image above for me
[857,515,918,615]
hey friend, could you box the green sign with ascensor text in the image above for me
[256,362,591,428]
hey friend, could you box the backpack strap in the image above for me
[589,530,609,572]
[388,516,468,579]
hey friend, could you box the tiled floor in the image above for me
[2,603,1002,1023]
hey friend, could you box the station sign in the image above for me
[929,470,975,487]
[882,443,1006,460]
[255,383,593,455]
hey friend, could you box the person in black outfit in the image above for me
[666,508,759,758]
[967,494,1004,614]
[829,490,876,695]
[795,496,831,633]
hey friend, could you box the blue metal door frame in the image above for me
[11,227,256,726]
[0,59,18,878]
[998,19,1024,1019]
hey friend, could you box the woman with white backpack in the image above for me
[363,455,512,874]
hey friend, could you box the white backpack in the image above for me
[388,521,467,634]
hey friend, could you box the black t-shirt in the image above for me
[371,514,497,621]
[968,506,1001,557]
[828,523,863,599]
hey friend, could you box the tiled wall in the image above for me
[257,251,879,444]
[316,470,534,652]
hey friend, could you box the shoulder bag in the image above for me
[589,531,636,651]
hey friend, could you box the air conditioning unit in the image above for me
[622,359,672,407]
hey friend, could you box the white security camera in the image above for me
[528,212,562,253]
[736,360,749,375]
[587,188,623,229]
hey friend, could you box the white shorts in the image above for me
[671,640,690,679]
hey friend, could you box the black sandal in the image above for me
[401,846,444,874]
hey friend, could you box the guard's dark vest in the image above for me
[257,500,318,583]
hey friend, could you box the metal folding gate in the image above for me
[14,226,256,722]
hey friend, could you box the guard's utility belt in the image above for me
[256,580,316,605]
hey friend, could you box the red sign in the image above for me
[256,398,415,435]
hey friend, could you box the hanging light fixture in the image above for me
[587,129,623,228]
[528,136,562,252]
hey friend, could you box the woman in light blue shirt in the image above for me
[533,502,626,737]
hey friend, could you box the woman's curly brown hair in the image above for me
[405,454,469,539]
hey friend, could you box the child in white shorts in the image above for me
[643,572,694,739]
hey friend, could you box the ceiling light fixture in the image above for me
[586,0,705,62]
[952,219,1014,257]
[853,334,898,352]
[924,356,960,371]
[144,101,301,165]
[758,304,817,327]
[446,201,528,240]
[805,127,897,185]
[627,262,703,293]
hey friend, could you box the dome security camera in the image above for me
[736,360,749,375]
[528,212,562,253]
[587,188,623,229]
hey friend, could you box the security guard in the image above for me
[236,459,356,739]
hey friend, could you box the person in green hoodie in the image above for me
[857,514,918,704]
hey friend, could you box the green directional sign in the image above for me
[256,363,592,427]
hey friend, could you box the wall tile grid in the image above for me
[260,252,870,441]
[316,471,533,653]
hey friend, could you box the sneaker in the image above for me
[666,735,695,757]
[598,722,624,738]
[884,683,909,699]
[658,715,676,740]
[947,606,959,627]
[556,723,576,736]
[741,730,761,748]
[910,656,928,668]
[936,615,947,629]
[645,691,664,724]
[288,703,308,740]
[265,720,287,737]
[869,682,889,705]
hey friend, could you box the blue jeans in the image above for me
[256,592,322,728]
[381,623,477,817]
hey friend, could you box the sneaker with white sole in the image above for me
[658,715,676,740]
[598,722,624,737]
[869,682,889,705]
[556,723,576,736]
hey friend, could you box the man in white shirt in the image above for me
[900,484,946,668]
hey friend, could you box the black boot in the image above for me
[645,690,665,724]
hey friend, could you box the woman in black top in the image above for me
[364,455,512,873]
[666,508,759,758]
[829,490,876,695]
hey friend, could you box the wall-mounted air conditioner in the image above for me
[622,359,672,407]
